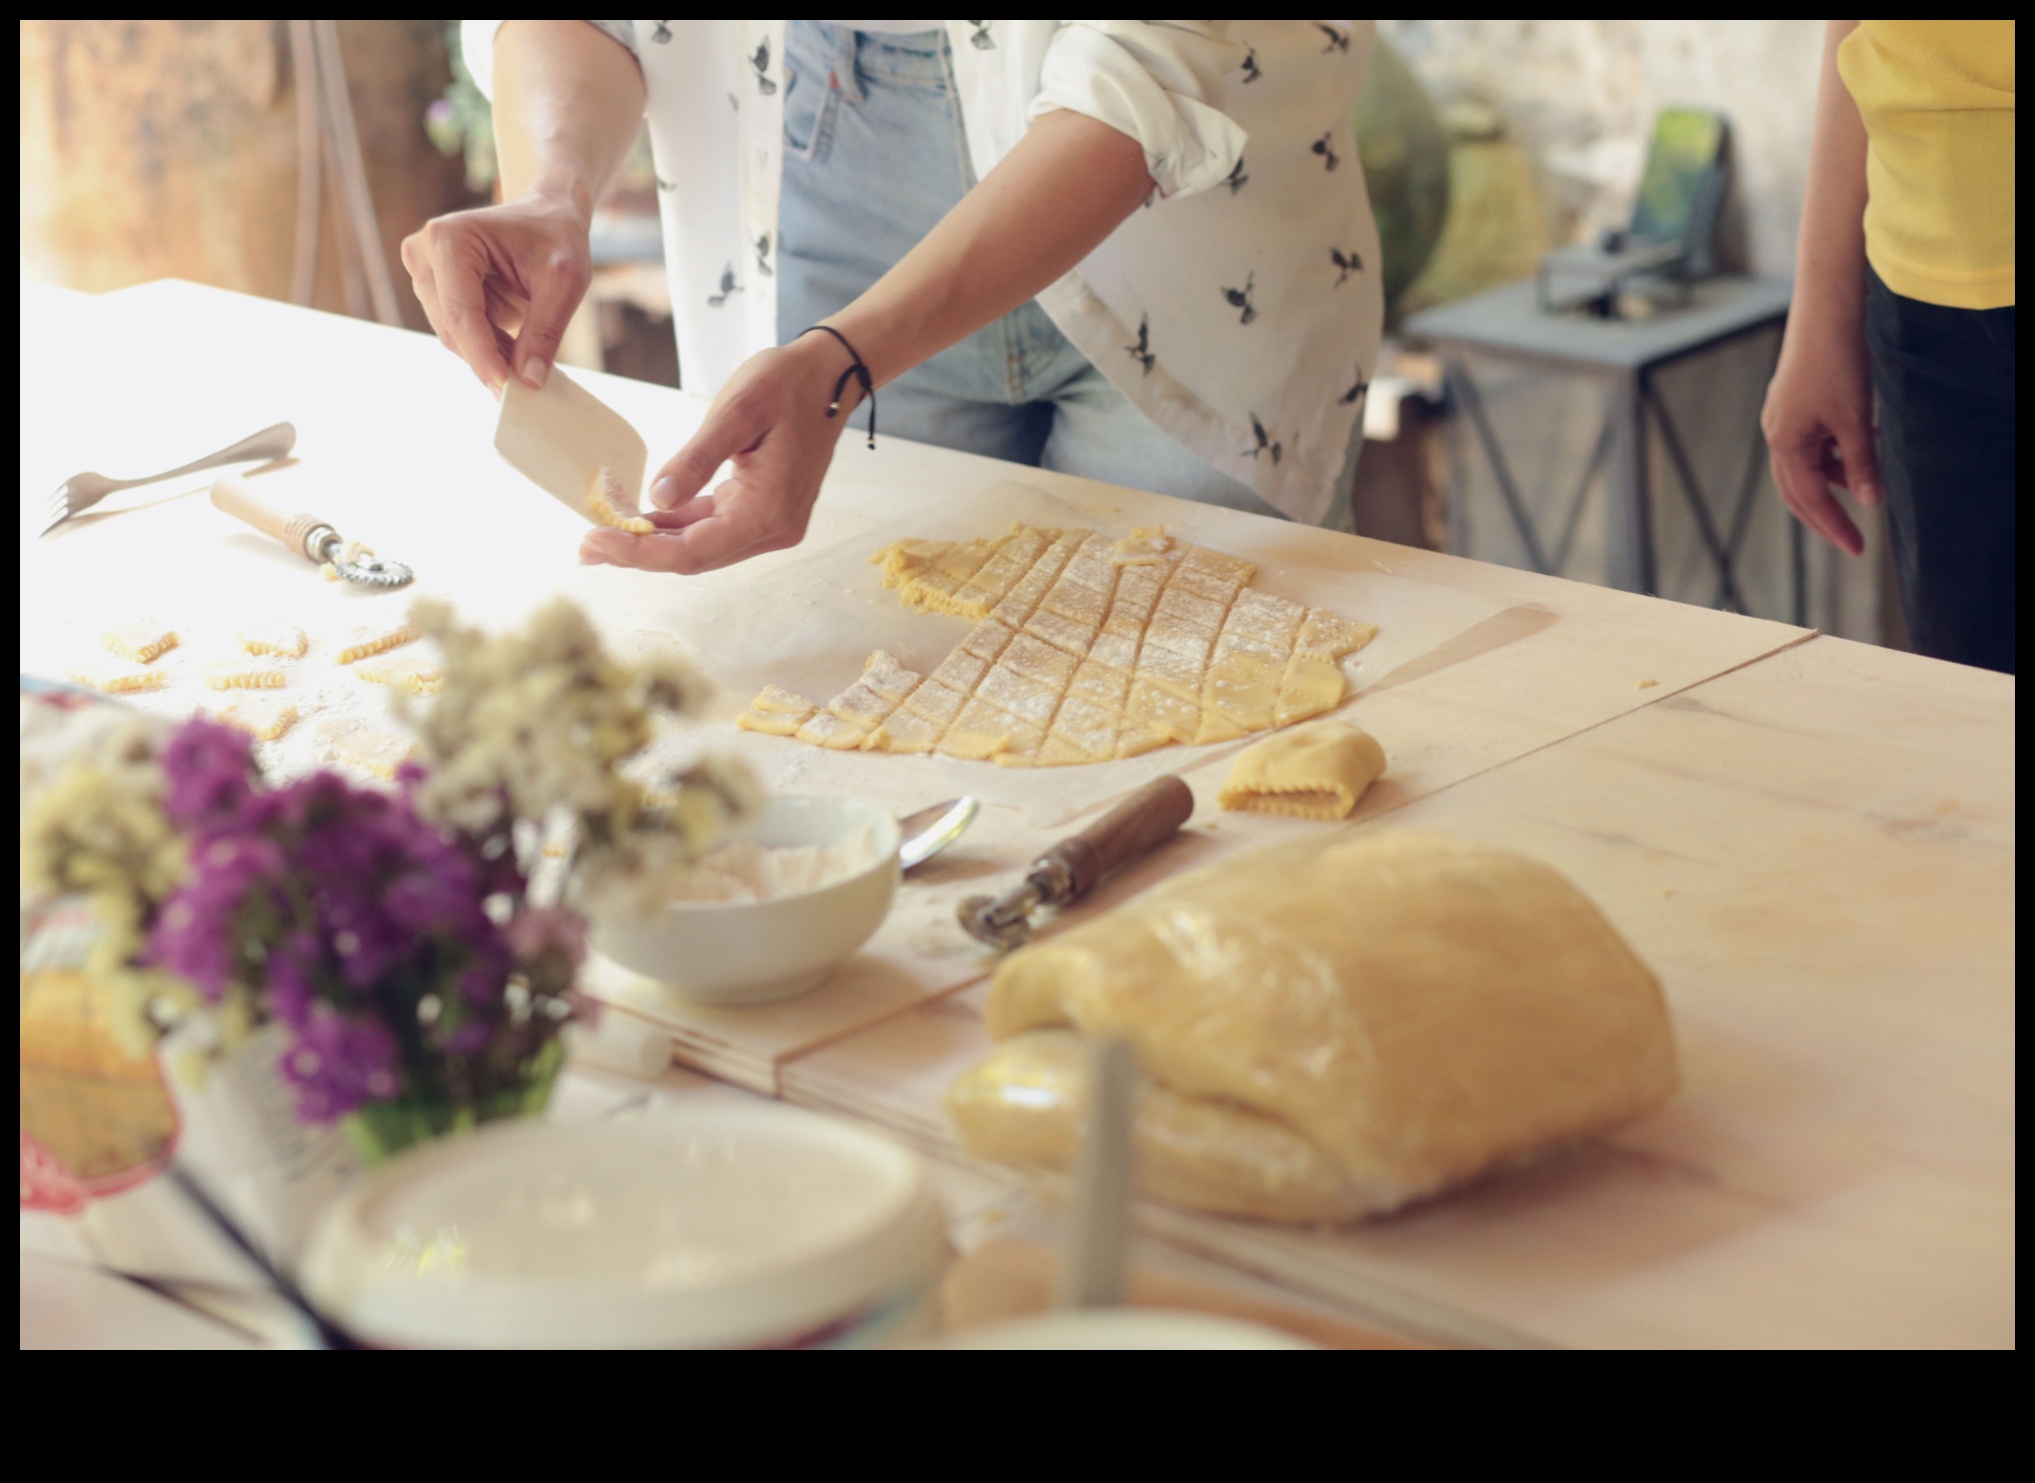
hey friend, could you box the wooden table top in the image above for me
[20,280,2015,1348]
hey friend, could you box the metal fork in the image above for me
[39,421,298,537]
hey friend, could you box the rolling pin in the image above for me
[958,775,1194,951]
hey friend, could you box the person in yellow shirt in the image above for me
[1763,20,2015,674]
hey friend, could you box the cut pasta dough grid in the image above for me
[737,524,1378,768]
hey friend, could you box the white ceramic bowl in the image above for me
[588,795,900,1006]
[298,1103,947,1349]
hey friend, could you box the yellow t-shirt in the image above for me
[1839,20,2015,309]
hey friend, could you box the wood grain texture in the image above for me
[784,637,2016,1348]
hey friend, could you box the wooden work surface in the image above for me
[19,281,2015,1347]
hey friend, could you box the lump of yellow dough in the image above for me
[101,619,178,664]
[957,829,1678,1224]
[588,468,654,534]
[237,620,309,659]
[355,651,443,695]
[1111,526,1174,566]
[337,621,419,664]
[203,659,289,690]
[949,1029,1376,1223]
[735,683,816,737]
[1218,721,1385,820]
[65,662,168,695]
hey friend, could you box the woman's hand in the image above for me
[401,193,592,395]
[1761,312,1881,557]
[579,334,865,574]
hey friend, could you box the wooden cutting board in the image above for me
[781,636,2017,1349]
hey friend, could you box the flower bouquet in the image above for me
[22,598,755,1173]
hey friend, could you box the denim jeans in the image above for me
[1866,266,2016,674]
[775,20,1357,528]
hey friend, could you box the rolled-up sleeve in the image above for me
[1028,21,1249,199]
[461,19,637,100]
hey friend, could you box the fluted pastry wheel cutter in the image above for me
[210,471,413,587]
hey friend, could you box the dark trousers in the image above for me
[1867,266,2017,674]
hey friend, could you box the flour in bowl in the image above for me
[665,822,884,903]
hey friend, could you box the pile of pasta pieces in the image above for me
[63,615,435,779]
[739,523,1378,767]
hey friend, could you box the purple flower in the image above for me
[279,1007,401,1123]
[146,835,286,999]
[160,719,256,834]
[444,1021,492,1057]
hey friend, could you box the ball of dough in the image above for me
[956,830,1677,1222]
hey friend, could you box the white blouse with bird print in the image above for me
[464,20,1382,525]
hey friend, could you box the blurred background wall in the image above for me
[18,19,476,335]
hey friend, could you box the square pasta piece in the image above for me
[1274,655,1347,727]
[1296,608,1380,660]
[859,649,924,704]
[355,651,443,695]
[237,620,309,658]
[66,662,168,695]
[1140,620,1214,671]
[1125,679,1200,745]
[930,647,991,695]
[204,659,290,691]
[938,698,1021,761]
[1035,736,1096,768]
[989,563,1060,628]
[215,693,299,742]
[1111,565,1166,617]
[1000,634,1078,692]
[1024,606,1101,659]
[1169,565,1246,606]
[953,537,1041,613]
[1088,630,1140,674]
[1114,721,1173,759]
[1039,572,1109,626]
[1228,588,1307,643]
[736,684,816,736]
[825,677,905,731]
[1100,606,1147,642]
[867,707,943,755]
[974,662,1061,730]
[1192,708,1251,745]
[1068,658,1130,708]
[102,619,178,664]
[795,710,872,751]
[1177,544,1256,586]
[1153,586,1226,636]
[337,620,419,664]
[1135,640,1210,701]
[1212,622,1291,665]
[1044,694,1119,760]
[961,618,1018,664]
[905,677,971,728]
[1201,650,1282,730]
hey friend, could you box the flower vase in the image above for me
[339,1040,565,1166]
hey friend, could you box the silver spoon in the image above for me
[898,795,979,872]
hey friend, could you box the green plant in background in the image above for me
[1354,38,1453,328]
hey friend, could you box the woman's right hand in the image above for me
[1760,309,1883,558]
[401,193,592,395]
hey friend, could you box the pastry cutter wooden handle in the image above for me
[210,471,413,587]
[959,775,1193,951]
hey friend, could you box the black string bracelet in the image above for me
[798,324,877,449]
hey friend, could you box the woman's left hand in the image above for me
[579,334,864,574]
